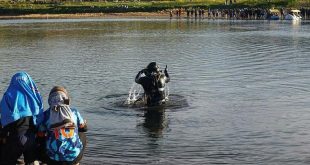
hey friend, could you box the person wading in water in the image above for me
[135,62,170,106]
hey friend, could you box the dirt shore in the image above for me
[0,12,170,19]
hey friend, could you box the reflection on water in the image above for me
[0,19,310,164]
[140,107,167,138]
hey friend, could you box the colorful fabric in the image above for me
[42,107,85,162]
[0,72,44,127]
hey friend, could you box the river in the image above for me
[0,18,310,164]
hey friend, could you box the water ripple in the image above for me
[1,20,310,164]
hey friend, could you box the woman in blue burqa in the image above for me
[0,72,44,165]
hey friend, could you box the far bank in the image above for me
[0,0,310,15]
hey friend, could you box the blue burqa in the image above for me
[0,72,44,127]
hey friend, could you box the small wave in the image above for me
[99,93,189,112]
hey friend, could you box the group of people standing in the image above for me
[170,8,206,19]
[169,7,310,20]
[0,72,87,165]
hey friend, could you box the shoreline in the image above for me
[0,10,308,20]
[0,12,170,19]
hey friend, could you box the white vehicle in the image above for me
[285,9,302,20]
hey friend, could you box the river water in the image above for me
[0,18,310,164]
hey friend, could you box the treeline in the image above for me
[0,5,169,15]
[0,0,309,16]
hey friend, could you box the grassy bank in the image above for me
[0,0,309,15]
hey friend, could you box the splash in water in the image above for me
[125,83,143,105]
[125,83,170,105]
[165,84,170,101]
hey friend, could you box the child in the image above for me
[38,86,87,165]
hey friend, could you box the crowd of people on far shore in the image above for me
[169,7,310,20]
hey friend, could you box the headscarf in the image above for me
[48,86,74,129]
[48,86,70,107]
[0,72,44,127]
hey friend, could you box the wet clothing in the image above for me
[0,72,44,164]
[40,107,86,163]
[135,69,170,106]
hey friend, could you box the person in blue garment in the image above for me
[0,71,44,165]
[135,62,170,106]
[38,86,87,165]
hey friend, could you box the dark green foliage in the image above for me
[0,0,309,15]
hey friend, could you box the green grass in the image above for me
[0,0,309,15]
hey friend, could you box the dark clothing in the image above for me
[135,69,170,106]
[3,116,35,134]
[0,116,37,165]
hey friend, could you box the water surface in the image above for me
[0,19,310,164]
